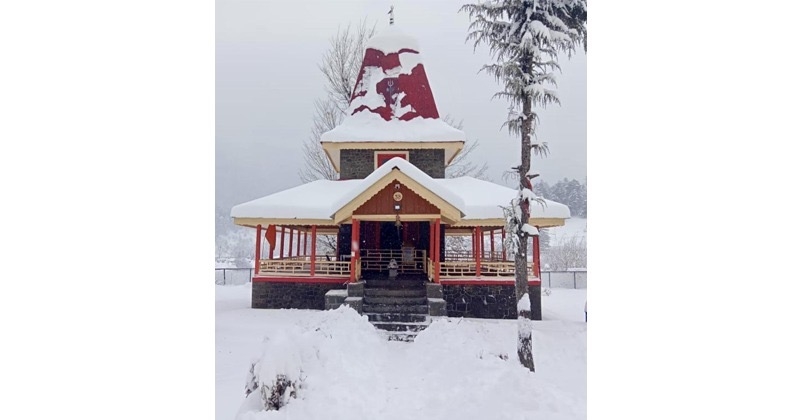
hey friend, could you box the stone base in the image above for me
[343,297,363,314]
[324,290,347,310]
[443,284,542,320]
[428,298,447,316]
[252,282,346,310]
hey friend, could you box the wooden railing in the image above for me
[444,250,505,262]
[438,261,535,278]
[258,258,350,277]
[360,249,426,273]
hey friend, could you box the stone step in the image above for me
[366,312,429,323]
[363,304,429,314]
[386,332,418,342]
[365,280,426,289]
[363,296,428,306]
[371,322,430,332]
[364,288,426,298]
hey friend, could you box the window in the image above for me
[374,151,409,169]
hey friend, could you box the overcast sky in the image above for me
[216,0,586,212]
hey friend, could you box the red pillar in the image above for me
[480,229,485,259]
[288,227,294,258]
[501,227,506,261]
[279,226,285,259]
[434,218,441,283]
[254,224,262,274]
[350,219,360,282]
[296,229,301,256]
[474,227,481,277]
[310,226,317,277]
[490,229,495,259]
[533,234,541,279]
[303,230,307,255]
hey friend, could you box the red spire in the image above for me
[348,26,440,121]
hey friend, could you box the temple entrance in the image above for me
[356,221,431,276]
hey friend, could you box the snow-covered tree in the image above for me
[461,0,586,372]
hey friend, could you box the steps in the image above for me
[363,275,431,342]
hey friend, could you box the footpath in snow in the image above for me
[216,285,586,420]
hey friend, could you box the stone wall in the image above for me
[442,284,542,320]
[340,149,445,179]
[252,282,346,310]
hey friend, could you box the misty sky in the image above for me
[216,0,586,212]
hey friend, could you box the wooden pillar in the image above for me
[254,224,262,274]
[501,227,506,261]
[474,226,481,277]
[350,218,360,282]
[288,227,294,258]
[480,228,485,259]
[310,226,317,277]
[296,229,301,256]
[279,226,285,259]
[434,218,441,283]
[533,233,541,279]
[303,230,307,255]
[490,229,495,259]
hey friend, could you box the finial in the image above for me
[388,5,395,25]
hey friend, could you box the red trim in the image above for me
[440,279,542,286]
[253,276,350,284]
[474,227,481,277]
[255,224,262,273]
[288,227,294,258]
[350,218,360,282]
[310,225,317,277]
[501,227,506,261]
[280,226,285,258]
[434,218,441,283]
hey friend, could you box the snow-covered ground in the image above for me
[216,285,587,420]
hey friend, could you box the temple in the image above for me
[231,22,570,338]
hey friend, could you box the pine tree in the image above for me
[461,0,586,372]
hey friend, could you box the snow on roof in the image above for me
[330,157,466,216]
[320,112,466,143]
[231,162,570,223]
[434,177,571,220]
[230,179,360,220]
[365,24,420,54]
[320,24,465,144]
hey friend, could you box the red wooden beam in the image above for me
[254,224,262,274]
[350,218,360,282]
[288,227,294,258]
[310,226,317,276]
[279,226,285,259]
[303,230,307,255]
[434,218,441,283]
[296,229,301,256]
[474,227,481,277]
[490,229,495,258]
[501,227,506,261]
[533,234,541,279]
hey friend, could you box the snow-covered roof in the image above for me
[436,177,571,220]
[320,24,465,144]
[231,159,570,224]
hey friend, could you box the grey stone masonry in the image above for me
[339,149,446,179]
[428,298,447,317]
[343,297,364,314]
[426,283,443,299]
[347,281,365,297]
[442,284,542,320]
[324,290,347,310]
[252,282,346,310]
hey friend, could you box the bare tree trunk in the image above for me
[516,55,535,373]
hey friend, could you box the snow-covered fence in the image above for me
[541,270,587,289]
[215,268,254,285]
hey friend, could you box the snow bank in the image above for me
[236,306,384,419]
